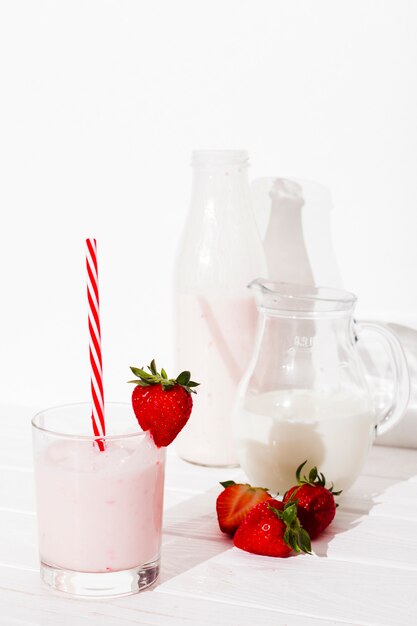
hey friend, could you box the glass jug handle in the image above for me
[356,321,410,436]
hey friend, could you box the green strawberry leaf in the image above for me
[296,460,327,488]
[140,371,154,379]
[219,480,236,488]
[282,503,297,525]
[128,379,151,386]
[149,359,158,375]
[131,367,154,380]
[299,528,312,554]
[295,460,308,483]
[176,371,191,385]
[130,366,146,378]
[268,503,282,519]
[129,362,199,395]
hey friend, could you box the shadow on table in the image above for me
[159,487,232,584]
[157,448,417,566]
[313,453,417,557]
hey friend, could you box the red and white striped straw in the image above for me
[86,238,106,449]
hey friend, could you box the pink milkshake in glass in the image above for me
[32,402,165,597]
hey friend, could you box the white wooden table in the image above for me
[1,405,417,626]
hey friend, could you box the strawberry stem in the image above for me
[128,360,199,394]
[295,460,342,495]
[268,501,312,555]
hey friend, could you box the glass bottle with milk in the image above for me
[174,151,267,467]
[234,280,410,492]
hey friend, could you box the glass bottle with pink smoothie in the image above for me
[174,150,267,467]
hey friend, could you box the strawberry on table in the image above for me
[233,498,311,557]
[216,481,271,536]
[129,360,199,447]
[283,461,342,539]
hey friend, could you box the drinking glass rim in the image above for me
[31,401,147,441]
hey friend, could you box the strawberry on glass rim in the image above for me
[129,360,199,447]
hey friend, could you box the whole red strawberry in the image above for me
[234,498,311,557]
[129,360,199,447]
[216,481,271,536]
[283,461,342,539]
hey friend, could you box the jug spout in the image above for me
[248,277,275,294]
[248,278,357,314]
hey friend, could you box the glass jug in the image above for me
[234,280,410,493]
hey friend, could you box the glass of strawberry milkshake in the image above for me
[32,402,165,597]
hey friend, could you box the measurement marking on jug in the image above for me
[294,335,314,349]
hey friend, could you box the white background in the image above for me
[0,0,416,410]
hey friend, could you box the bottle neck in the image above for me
[176,150,266,293]
[192,151,250,211]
